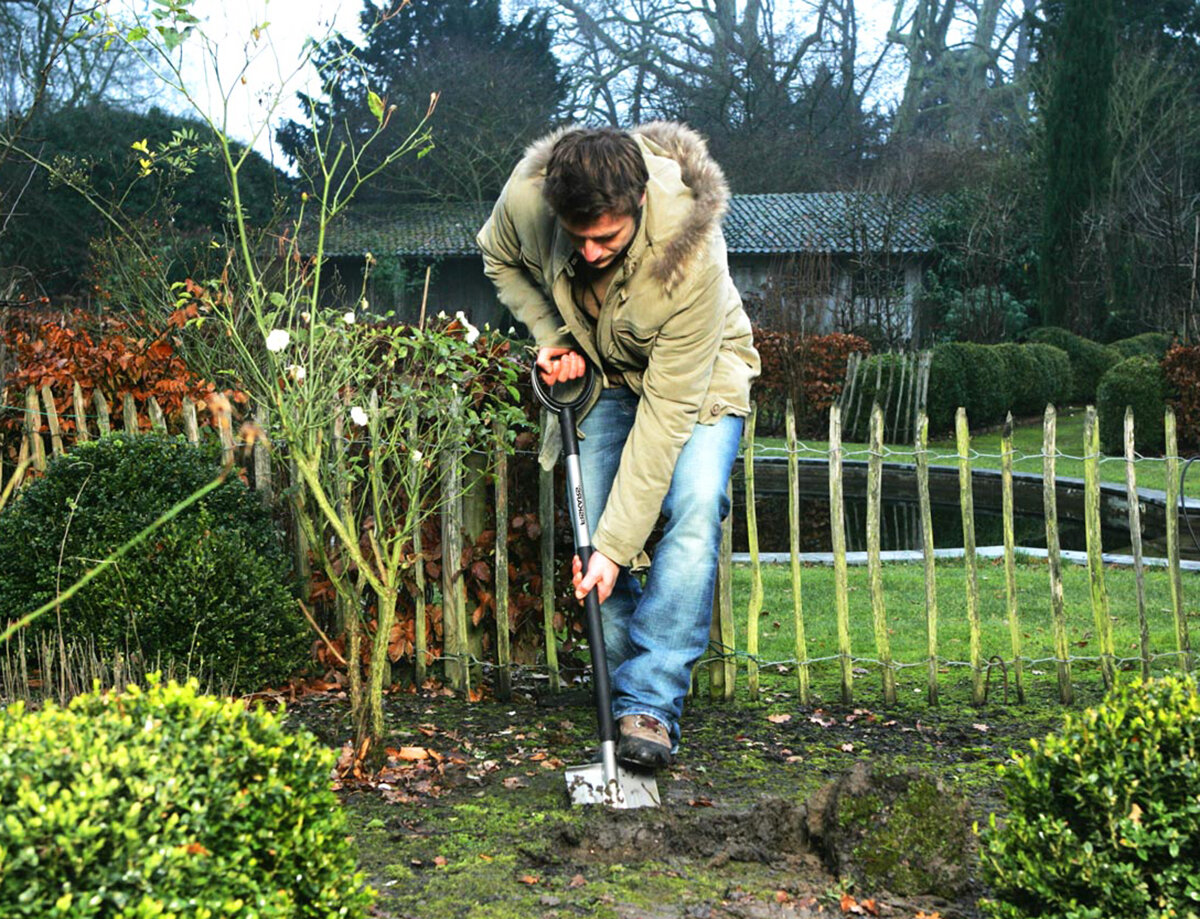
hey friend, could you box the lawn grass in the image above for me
[754,406,1186,495]
[711,557,1195,709]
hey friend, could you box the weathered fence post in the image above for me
[122,393,138,434]
[39,385,63,457]
[494,419,511,701]
[1083,407,1115,689]
[868,403,896,704]
[829,403,853,704]
[147,397,166,433]
[1165,406,1191,672]
[23,386,45,472]
[253,403,271,500]
[785,399,810,705]
[93,391,111,436]
[956,408,984,704]
[916,413,939,705]
[1043,405,1073,704]
[744,406,762,701]
[215,398,234,466]
[72,382,89,444]
[538,410,561,692]
[1124,407,1151,679]
[442,409,471,694]
[182,399,200,445]
[1000,415,1026,702]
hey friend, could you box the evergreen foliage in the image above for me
[981,676,1200,919]
[1036,0,1116,332]
[0,435,308,691]
[0,678,374,917]
[1095,355,1168,454]
[277,0,566,204]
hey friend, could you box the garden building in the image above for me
[318,193,939,345]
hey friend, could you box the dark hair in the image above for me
[542,128,648,224]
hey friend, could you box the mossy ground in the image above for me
[284,667,1081,919]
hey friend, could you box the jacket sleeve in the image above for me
[476,181,572,349]
[590,261,727,569]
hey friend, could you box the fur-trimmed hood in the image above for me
[518,121,730,293]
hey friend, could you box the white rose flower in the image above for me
[342,311,356,324]
[286,364,306,383]
[265,329,290,352]
[455,310,480,345]
[350,405,369,426]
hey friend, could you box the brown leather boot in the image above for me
[617,714,672,769]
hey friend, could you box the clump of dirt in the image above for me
[807,762,975,899]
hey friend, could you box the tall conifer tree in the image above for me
[1037,0,1116,332]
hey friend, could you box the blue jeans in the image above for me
[576,386,743,745]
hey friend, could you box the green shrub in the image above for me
[925,342,1009,433]
[0,434,308,691]
[1109,332,1173,361]
[925,343,973,433]
[1026,327,1120,403]
[0,678,374,918]
[980,676,1200,919]
[1096,355,1168,455]
[1020,343,1072,416]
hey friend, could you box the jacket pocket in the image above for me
[607,320,657,364]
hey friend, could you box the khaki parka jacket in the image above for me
[476,122,760,571]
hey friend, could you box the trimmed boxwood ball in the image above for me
[980,676,1200,919]
[1095,355,1168,455]
[1026,327,1119,404]
[1109,331,1173,361]
[0,678,374,918]
[0,434,309,691]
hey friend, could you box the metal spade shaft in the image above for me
[532,362,658,807]
[558,400,618,764]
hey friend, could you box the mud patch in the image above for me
[282,679,1069,919]
[556,797,812,865]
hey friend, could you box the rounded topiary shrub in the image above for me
[1026,327,1120,404]
[0,434,308,691]
[925,342,974,433]
[1095,355,1168,455]
[1110,332,1173,361]
[0,678,374,918]
[926,342,1008,433]
[1022,343,1072,417]
[980,676,1200,919]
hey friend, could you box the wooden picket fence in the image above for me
[4,380,1195,708]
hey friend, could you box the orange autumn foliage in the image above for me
[2,307,245,441]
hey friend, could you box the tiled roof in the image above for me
[318,193,939,259]
[319,203,495,258]
[724,193,938,254]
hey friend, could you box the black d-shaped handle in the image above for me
[530,360,597,417]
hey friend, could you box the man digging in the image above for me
[478,123,759,770]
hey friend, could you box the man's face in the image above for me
[560,196,644,268]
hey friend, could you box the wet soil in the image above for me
[282,673,1075,919]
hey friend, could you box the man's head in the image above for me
[543,128,648,267]
[543,128,648,226]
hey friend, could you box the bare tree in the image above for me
[887,0,1037,145]
[0,0,154,119]
[544,0,884,189]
